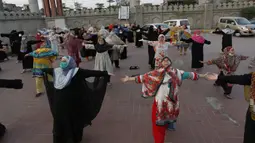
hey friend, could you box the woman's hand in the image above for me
[204,73,218,81]
[24,54,29,57]
[121,75,130,83]
[108,72,115,76]
[200,61,206,63]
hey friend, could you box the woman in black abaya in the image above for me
[42,56,112,143]
[133,25,143,48]
[181,30,211,71]
[0,40,8,62]
[206,73,255,143]
[1,30,24,62]
[219,27,234,52]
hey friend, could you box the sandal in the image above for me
[129,66,139,70]
[224,94,232,99]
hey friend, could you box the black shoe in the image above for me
[0,123,6,138]
[213,83,220,86]
[35,93,43,97]
[115,66,120,68]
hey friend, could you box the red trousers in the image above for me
[152,100,168,143]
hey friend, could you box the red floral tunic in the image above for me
[135,67,199,125]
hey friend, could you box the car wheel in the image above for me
[234,32,241,37]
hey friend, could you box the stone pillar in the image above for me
[135,6,143,26]
[56,0,63,16]
[43,0,51,17]
[49,0,57,17]
[203,3,214,29]
[0,0,3,11]
[28,0,40,13]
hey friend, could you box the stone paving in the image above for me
[0,34,254,143]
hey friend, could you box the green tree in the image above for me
[183,0,197,5]
[95,3,104,9]
[107,0,115,7]
[74,2,82,10]
[240,7,255,20]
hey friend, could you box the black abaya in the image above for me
[22,40,42,69]
[0,41,8,61]
[1,31,24,56]
[84,34,97,57]
[127,30,134,43]
[42,68,109,143]
[220,31,232,52]
[135,29,143,48]
[181,38,211,69]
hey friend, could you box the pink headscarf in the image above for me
[192,30,205,44]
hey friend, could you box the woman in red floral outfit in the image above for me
[121,57,209,143]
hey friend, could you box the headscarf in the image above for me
[139,57,182,98]
[40,36,51,48]
[223,46,233,55]
[53,56,79,89]
[158,34,166,44]
[148,25,154,33]
[191,30,205,44]
[222,27,235,34]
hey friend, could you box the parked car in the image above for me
[141,23,170,41]
[163,19,191,29]
[250,19,255,25]
[215,17,255,36]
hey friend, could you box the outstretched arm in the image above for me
[161,28,170,35]
[79,68,109,78]
[204,40,211,45]
[218,74,252,85]
[200,59,217,65]
[0,79,23,89]
[181,71,200,81]
[180,38,193,43]
[239,55,249,61]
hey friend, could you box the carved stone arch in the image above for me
[152,17,161,23]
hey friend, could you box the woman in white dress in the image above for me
[49,31,60,54]
[94,37,113,85]
[141,34,172,69]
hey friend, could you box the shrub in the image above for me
[240,7,255,20]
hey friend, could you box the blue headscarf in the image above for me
[53,56,79,89]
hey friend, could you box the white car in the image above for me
[163,19,191,29]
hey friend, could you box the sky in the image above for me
[5,0,163,8]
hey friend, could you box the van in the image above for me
[216,17,255,36]
[163,19,191,29]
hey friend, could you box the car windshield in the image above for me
[235,18,251,25]
[180,20,190,26]
[156,24,169,29]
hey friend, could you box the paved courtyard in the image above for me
[0,34,254,143]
